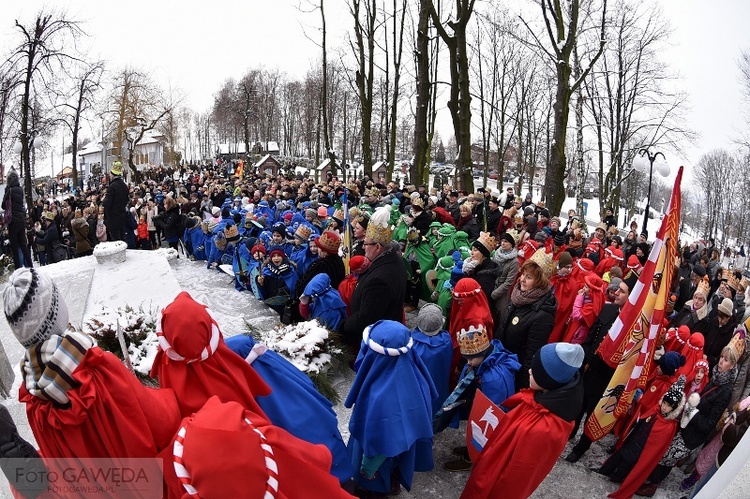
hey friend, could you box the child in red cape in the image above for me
[562,273,606,344]
[162,396,352,498]
[3,268,180,459]
[461,342,584,499]
[596,376,690,499]
[150,291,271,418]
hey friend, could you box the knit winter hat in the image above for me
[607,277,623,294]
[658,351,686,376]
[416,303,444,336]
[3,268,70,347]
[315,230,341,254]
[553,231,566,247]
[110,161,123,176]
[251,244,266,256]
[662,375,687,409]
[211,206,221,217]
[557,251,573,269]
[718,298,733,317]
[531,342,584,390]
[317,206,328,218]
[268,247,286,259]
[349,255,370,275]
[499,232,516,248]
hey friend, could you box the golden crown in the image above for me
[722,269,740,291]
[365,223,393,245]
[458,325,491,356]
[528,247,557,279]
[695,277,710,298]
[475,232,498,254]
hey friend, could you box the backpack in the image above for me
[96,220,107,242]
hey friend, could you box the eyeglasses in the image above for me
[362,242,379,247]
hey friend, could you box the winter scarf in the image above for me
[21,331,95,407]
[493,248,518,265]
[711,363,738,387]
[510,282,551,308]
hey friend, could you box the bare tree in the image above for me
[349,0,377,178]
[412,0,438,185]
[59,60,103,188]
[428,0,476,191]
[9,11,83,208]
[522,0,607,215]
[109,68,171,182]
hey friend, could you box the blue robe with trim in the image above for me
[345,321,437,493]
[224,335,354,483]
[304,274,348,331]
[411,329,454,416]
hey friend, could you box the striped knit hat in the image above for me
[3,268,69,347]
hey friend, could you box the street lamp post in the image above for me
[632,148,670,237]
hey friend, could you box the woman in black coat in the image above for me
[496,259,557,390]
[3,170,32,268]
[154,197,182,251]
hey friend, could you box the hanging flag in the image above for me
[584,167,682,442]
[466,389,505,461]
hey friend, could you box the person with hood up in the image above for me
[4,268,180,459]
[548,251,578,343]
[161,397,353,498]
[299,273,348,331]
[410,304,453,417]
[460,342,584,499]
[345,320,437,496]
[562,273,606,344]
[149,291,271,419]
[223,335,355,484]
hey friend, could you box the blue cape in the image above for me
[411,329,454,416]
[345,320,437,493]
[224,335,354,482]
[185,226,206,261]
[304,274,348,331]
[290,245,318,276]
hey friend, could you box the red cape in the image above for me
[338,275,358,315]
[548,272,579,343]
[608,412,679,499]
[162,397,352,499]
[461,389,573,499]
[20,346,181,458]
[151,291,271,418]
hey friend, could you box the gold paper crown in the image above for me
[458,325,491,356]
[295,224,312,241]
[224,224,239,242]
[740,277,749,293]
[722,269,740,291]
[475,232,498,254]
[528,247,557,280]
[729,332,747,360]
[366,206,393,245]
[332,208,344,221]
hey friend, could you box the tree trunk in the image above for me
[412,0,431,186]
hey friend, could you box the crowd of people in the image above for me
[1,158,750,498]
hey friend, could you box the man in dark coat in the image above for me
[2,169,32,268]
[103,161,129,242]
[341,206,407,355]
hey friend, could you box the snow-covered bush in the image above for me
[253,319,348,402]
[83,303,160,384]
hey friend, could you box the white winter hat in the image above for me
[4,268,69,347]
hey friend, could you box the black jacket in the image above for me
[295,253,345,298]
[496,288,557,389]
[3,171,26,226]
[103,176,129,226]
[155,206,183,240]
[681,375,734,449]
[341,247,407,351]
[466,258,498,304]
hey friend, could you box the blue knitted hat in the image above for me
[531,342,584,390]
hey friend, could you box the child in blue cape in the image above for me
[345,320,437,496]
[411,303,453,416]
[299,274,348,331]
[437,324,521,471]
[224,334,355,484]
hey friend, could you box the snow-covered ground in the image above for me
[0,251,744,498]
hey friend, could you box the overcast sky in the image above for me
[1,0,748,180]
